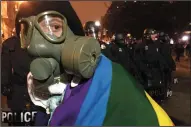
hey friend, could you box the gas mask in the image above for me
[19,11,101,101]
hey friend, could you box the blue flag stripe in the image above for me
[75,55,112,126]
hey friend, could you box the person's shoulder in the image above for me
[2,36,20,53]
[2,36,19,47]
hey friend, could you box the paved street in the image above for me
[161,57,191,125]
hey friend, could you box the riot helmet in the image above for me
[143,28,158,41]
[114,33,126,46]
[125,33,133,45]
[158,31,170,43]
[84,21,100,39]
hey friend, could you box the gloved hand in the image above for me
[27,72,67,114]
[2,85,12,96]
[27,72,48,109]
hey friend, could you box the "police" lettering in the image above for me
[149,89,165,97]
[1,111,37,123]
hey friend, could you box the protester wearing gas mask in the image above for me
[19,1,174,126]
[16,1,85,125]
[21,10,101,113]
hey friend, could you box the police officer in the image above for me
[158,31,176,97]
[84,21,100,39]
[108,33,128,63]
[105,33,144,84]
[134,28,169,102]
[126,36,137,57]
[1,36,34,126]
[84,21,109,46]
[175,41,183,62]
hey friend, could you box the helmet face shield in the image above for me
[86,29,94,35]
[85,27,98,39]
[19,11,68,48]
[86,29,96,38]
[84,21,100,39]
[150,30,157,35]
[143,28,158,40]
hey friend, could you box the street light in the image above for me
[95,21,101,27]
[170,39,174,44]
[182,35,189,41]
[127,33,131,37]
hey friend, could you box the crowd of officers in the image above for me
[84,21,176,102]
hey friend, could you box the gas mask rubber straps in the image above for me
[19,11,101,111]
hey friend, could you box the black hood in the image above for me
[15,1,85,37]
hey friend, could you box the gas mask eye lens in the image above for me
[38,15,64,39]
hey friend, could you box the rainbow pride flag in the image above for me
[49,55,174,126]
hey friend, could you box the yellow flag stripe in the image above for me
[145,91,174,126]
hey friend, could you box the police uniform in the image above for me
[104,33,144,85]
[135,29,169,101]
[134,42,152,85]
[1,36,35,125]
[158,32,176,97]
[158,33,175,69]
[128,42,137,58]
[99,40,113,59]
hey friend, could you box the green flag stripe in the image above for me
[103,63,159,126]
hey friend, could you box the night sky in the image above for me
[71,1,111,24]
